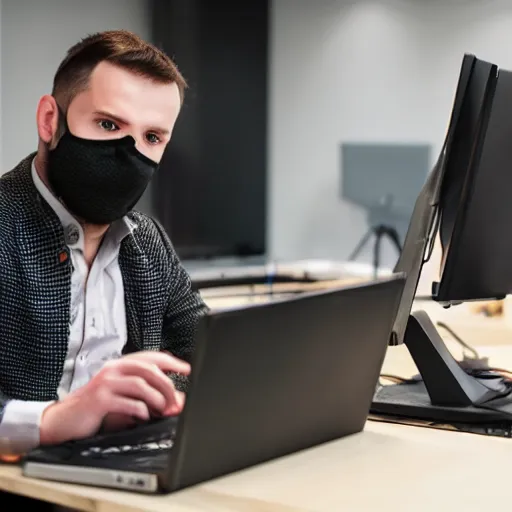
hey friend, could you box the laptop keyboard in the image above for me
[25,416,179,471]
[80,429,174,458]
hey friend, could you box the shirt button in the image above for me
[64,224,80,245]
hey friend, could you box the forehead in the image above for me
[81,61,180,128]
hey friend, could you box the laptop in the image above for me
[22,275,405,494]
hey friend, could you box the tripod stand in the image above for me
[349,224,402,278]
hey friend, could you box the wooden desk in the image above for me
[0,287,511,511]
[0,417,510,511]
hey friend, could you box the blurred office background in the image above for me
[1,0,512,271]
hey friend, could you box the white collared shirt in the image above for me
[0,159,132,454]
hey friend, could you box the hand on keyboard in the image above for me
[25,416,178,470]
[101,395,184,434]
[39,351,189,446]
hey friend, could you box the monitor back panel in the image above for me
[436,67,512,303]
[167,277,405,491]
[434,58,505,303]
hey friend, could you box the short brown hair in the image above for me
[52,30,187,110]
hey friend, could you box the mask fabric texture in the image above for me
[47,131,159,224]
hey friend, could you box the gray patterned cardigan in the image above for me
[0,154,208,404]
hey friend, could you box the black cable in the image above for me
[379,374,408,384]
[423,207,441,264]
[380,369,512,387]
[380,320,512,388]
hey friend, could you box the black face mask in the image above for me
[47,130,159,225]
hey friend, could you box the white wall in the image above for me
[4,0,512,266]
[0,0,153,213]
[269,0,512,267]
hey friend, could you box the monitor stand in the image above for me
[371,310,511,423]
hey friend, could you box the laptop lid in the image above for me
[165,275,405,492]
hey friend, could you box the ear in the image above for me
[36,95,60,146]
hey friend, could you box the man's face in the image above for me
[65,61,181,163]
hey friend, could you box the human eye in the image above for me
[97,119,119,132]
[146,132,161,145]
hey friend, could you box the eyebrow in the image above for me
[93,110,170,136]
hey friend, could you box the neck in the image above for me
[34,151,51,189]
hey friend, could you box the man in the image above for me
[0,30,208,456]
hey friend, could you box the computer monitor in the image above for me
[371,54,512,422]
[389,53,494,347]
[434,66,512,306]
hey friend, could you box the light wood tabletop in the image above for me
[1,283,511,511]
[1,415,510,512]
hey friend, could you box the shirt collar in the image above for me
[31,157,134,251]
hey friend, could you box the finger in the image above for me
[102,413,138,433]
[164,391,186,416]
[109,375,168,414]
[113,360,180,413]
[125,351,191,375]
[124,351,191,375]
[106,396,150,422]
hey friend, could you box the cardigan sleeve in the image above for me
[0,240,56,454]
[150,219,209,391]
[0,243,16,411]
